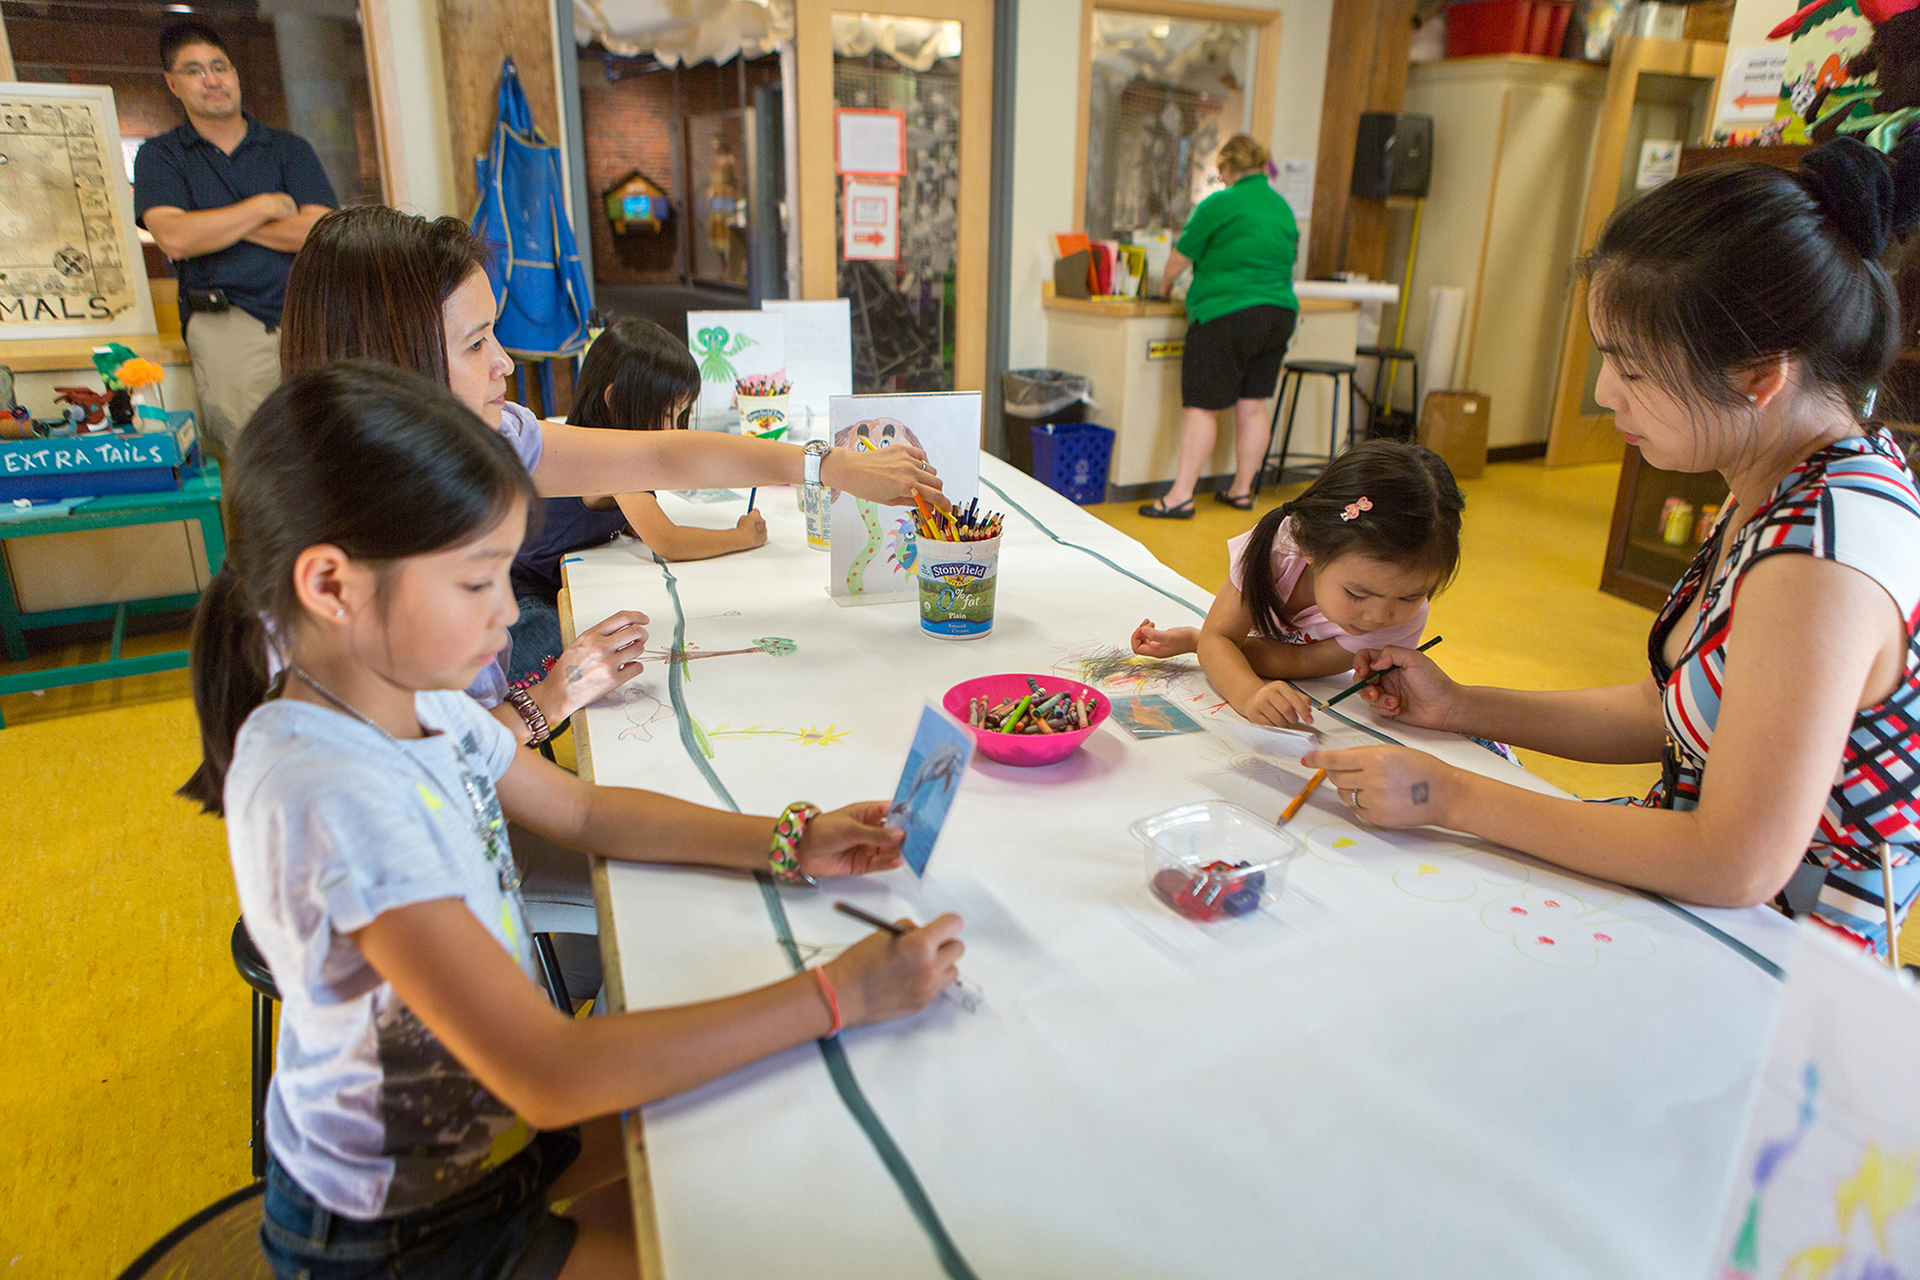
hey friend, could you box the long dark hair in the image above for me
[1240,440,1463,639]
[280,207,493,383]
[179,362,538,814]
[568,318,701,432]
[1581,136,1920,418]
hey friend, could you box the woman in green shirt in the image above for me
[1141,135,1301,517]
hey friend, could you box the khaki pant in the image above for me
[184,307,282,463]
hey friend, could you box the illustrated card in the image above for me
[885,702,977,878]
[827,392,981,604]
[1110,693,1206,739]
[685,310,786,424]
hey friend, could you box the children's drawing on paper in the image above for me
[617,685,675,742]
[646,636,797,681]
[1059,642,1202,693]
[700,722,851,749]
[1724,1063,1822,1279]
[831,417,921,596]
[1301,821,1658,970]
[691,324,758,385]
[887,513,919,575]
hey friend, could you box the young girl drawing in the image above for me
[505,318,768,688]
[183,362,963,1279]
[1131,441,1464,728]
[279,207,943,748]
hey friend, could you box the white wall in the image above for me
[372,0,461,219]
[1004,0,1336,371]
[1726,0,1797,49]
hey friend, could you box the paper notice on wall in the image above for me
[843,177,899,261]
[1276,158,1313,278]
[1716,46,1789,127]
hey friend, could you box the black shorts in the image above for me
[1181,304,1298,411]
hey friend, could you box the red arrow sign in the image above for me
[1732,92,1776,108]
[852,231,887,245]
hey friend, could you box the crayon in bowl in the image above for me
[969,678,1100,735]
[913,494,1004,543]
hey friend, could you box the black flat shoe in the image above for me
[1214,491,1253,510]
[1138,498,1195,519]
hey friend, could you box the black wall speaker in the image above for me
[1350,112,1433,199]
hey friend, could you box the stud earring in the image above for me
[1746,394,1758,403]
[335,608,345,618]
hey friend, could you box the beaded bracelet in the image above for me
[810,964,843,1038]
[504,688,551,746]
[768,801,821,885]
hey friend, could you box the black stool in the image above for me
[230,920,278,1181]
[1256,360,1357,497]
[230,916,573,1180]
[1355,344,1420,441]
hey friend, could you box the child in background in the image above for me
[183,362,962,1279]
[506,318,767,688]
[1132,440,1464,728]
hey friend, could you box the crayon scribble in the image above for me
[1057,642,1201,692]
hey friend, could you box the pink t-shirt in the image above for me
[1226,520,1427,652]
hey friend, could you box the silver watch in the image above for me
[803,439,831,487]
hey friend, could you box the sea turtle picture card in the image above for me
[827,392,981,604]
[686,310,786,424]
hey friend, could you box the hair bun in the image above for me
[1800,136,1899,261]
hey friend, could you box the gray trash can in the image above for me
[1002,369,1092,475]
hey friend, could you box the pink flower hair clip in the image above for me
[1341,497,1373,522]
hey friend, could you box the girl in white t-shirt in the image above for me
[183,362,963,1280]
[1132,441,1464,728]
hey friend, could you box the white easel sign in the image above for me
[843,178,899,261]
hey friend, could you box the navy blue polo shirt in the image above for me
[133,114,336,328]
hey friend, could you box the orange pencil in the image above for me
[1279,769,1327,823]
[912,490,937,537]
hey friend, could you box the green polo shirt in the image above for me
[1175,173,1299,325]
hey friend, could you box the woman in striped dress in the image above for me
[1300,137,1920,957]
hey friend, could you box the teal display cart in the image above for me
[0,464,223,727]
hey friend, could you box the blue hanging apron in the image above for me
[470,57,593,358]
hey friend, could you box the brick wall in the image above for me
[10,15,290,140]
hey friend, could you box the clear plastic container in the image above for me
[1131,800,1305,922]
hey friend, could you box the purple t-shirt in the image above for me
[468,403,547,706]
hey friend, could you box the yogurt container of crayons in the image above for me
[916,498,1005,640]
[1131,800,1304,923]
[942,673,1108,766]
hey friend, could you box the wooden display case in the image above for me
[1602,446,1726,609]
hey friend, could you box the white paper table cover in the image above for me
[561,458,1792,1279]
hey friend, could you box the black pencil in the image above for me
[1319,635,1444,710]
[834,900,911,935]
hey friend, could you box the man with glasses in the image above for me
[133,21,336,461]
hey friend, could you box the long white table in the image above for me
[562,457,1791,1279]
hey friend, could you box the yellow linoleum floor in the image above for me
[2,458,1899,1277]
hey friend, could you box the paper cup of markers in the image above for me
[941,673,1109,767]
[915,499,1006,640]
[734,375,790,436]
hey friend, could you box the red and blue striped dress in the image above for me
[1643,431,1920,955]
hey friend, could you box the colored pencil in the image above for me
[834,900,910,936]
[1318,635,1444,711]
[1279,769,1327,823]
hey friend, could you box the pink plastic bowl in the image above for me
[942,673,1110,767]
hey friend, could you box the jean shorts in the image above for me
[259,1128,582,1280]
